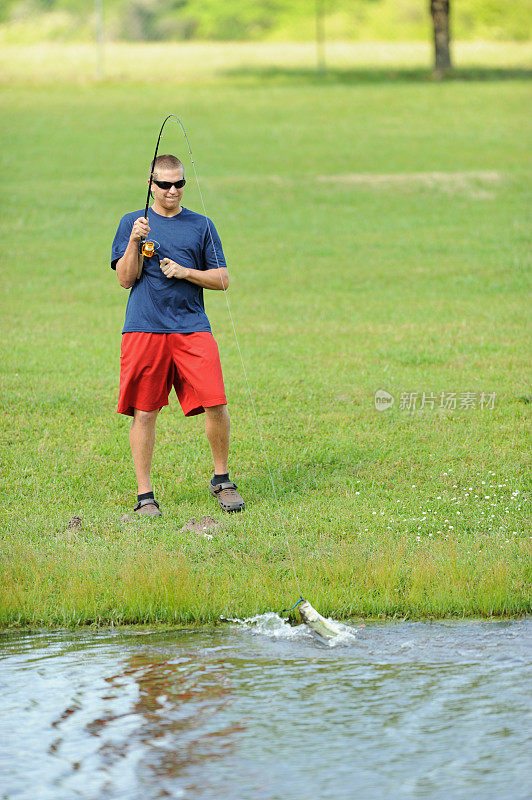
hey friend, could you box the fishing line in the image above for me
[146,115,303,601]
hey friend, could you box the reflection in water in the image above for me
[47,649,244,799]
[1,620,531,800]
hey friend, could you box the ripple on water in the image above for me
[0,619,530,800]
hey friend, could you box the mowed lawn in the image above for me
[0,65,530,625]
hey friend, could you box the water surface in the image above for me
[1,616,530,799]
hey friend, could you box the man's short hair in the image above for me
[150,154,184,177]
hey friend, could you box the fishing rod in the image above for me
[139,114,189,258]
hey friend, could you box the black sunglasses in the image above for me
[152,178,186,190]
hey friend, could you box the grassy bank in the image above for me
[0,48,530,626]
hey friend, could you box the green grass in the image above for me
[0,46,530,626]
[0,41,530,85]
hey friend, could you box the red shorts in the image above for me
[118,332,227,417]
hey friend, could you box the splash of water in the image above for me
[221,612,358,647]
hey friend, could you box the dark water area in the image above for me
[1,616,531,800]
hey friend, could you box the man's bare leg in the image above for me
[129,408,159,494]
[204,404,230,474]
[205,404,244,511]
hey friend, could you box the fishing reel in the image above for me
[139,239,160,258]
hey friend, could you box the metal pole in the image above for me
[95,0,104,80]
[316,0,326,74]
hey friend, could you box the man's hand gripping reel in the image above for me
[138,168,161,269]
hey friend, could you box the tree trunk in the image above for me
[431,0,452,79]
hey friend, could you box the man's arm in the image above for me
[115,217,149,289]
[160,258,229,290]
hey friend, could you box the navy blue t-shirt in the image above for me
[111,206,227,334]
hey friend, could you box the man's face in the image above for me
[151,167,185,212]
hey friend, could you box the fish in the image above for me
[298,600,342,640]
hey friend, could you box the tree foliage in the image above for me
[1,0,530,42]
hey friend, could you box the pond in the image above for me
[1,615,530,799]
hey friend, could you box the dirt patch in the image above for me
[206,170,503,199]
[56,515,83,541]
[179,515,223,539]
[212,171,503,198]
[316,170,503,197]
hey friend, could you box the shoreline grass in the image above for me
[0,48,530,628]
[1,530,530,628]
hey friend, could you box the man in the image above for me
[111,153,245,516]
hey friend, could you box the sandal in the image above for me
[133,498,162,517]
[209,481,245,513]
